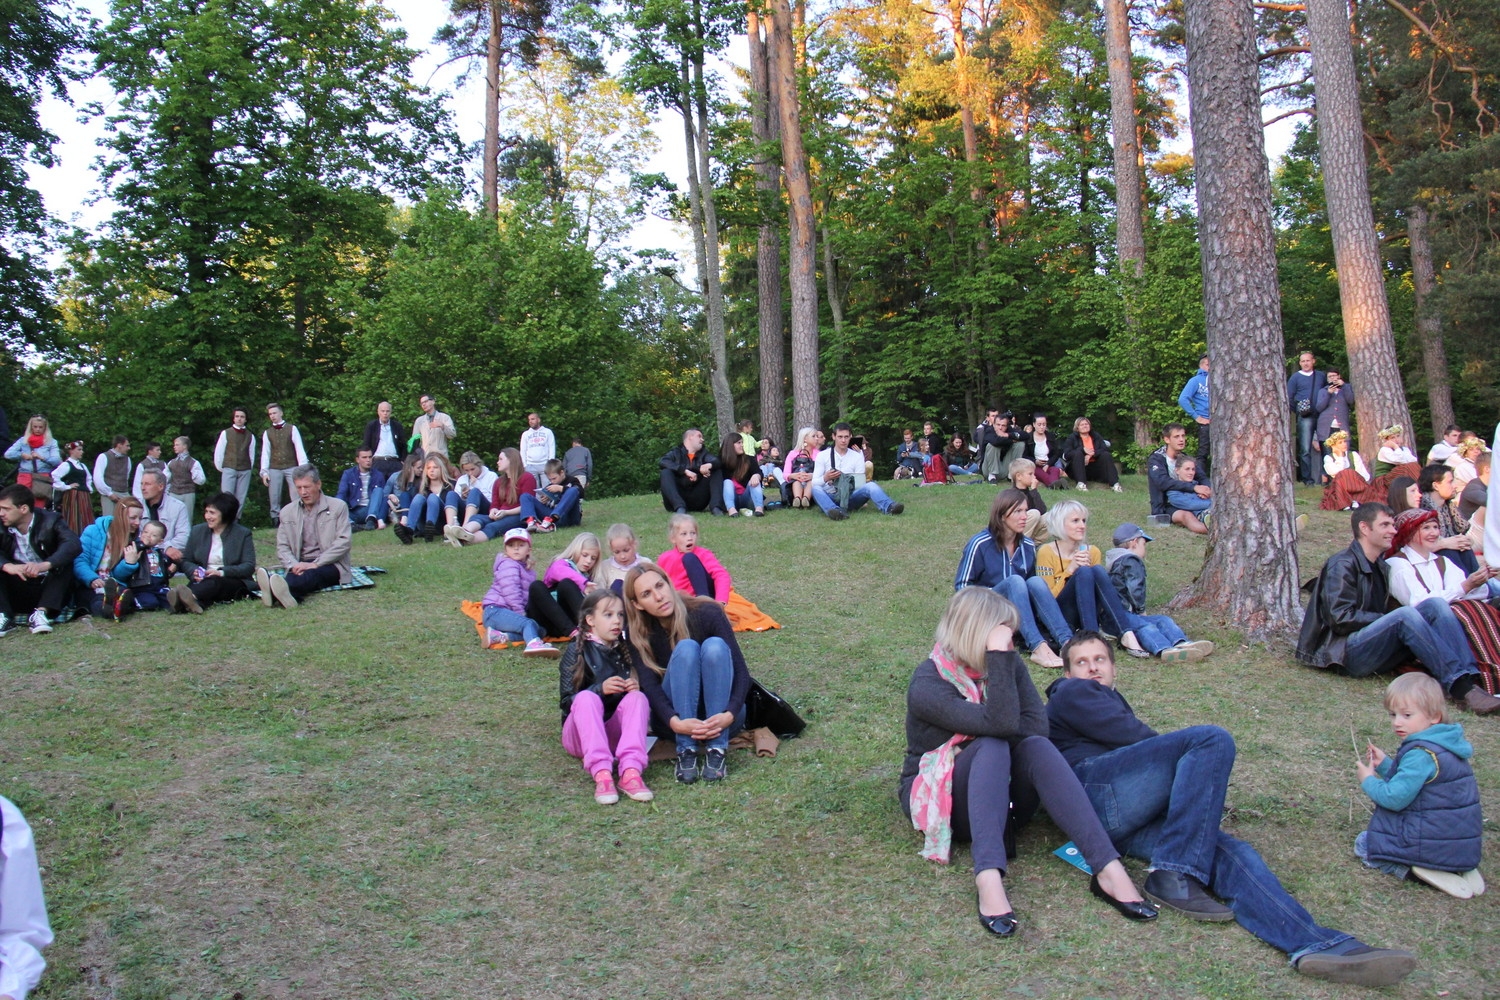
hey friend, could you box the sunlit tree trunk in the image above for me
[1305,0,1411,460]
[1407,203,1455,436]
[1172,0,1301,636]
[483,0,502,220]
[748,9,786,450]
[768,0,819,432]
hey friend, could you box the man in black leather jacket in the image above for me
[0,483,83,634]
[658,428,724,516]
[1296,503,1500,714]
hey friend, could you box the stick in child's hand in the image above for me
[1350,717,1360,763]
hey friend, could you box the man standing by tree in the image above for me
[260,404,308,529]
[412,394,455,459]
[214,408,256,507]
[1296,504,1500,714]
[519,412,555,477]
[361,400,405,480]
[92,436,132,517]
[1287,352,1323,486]
[1177,354,1211,476]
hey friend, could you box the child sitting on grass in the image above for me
[598,523,648,596]
[523,459,584,533]
[1355,672,1484,898]
[1102,521,1215,663]
[656,513,730,602]
[558,589,654,805]
[1007,458,1049,540]
[539,531,600,628]
[480,528,561,658]
[114,519,177,614]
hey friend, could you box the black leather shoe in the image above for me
[977,907,1017,937]
[1144,870,1234,922]
[1089,874,1158,921]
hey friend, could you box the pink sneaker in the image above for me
[480,627,505,649]
[618,768,654,802]
[593,771,619,805]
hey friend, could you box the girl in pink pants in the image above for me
[559,590,655,804]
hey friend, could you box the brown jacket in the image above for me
[276,493,352,584]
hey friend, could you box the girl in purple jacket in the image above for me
[480,528,560,658]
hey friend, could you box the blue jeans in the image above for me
[1297,414,1318,483]
[482,604,540,642]
[349,486,388,526]
[723,480,766,511]
[1072,726,1351,962]
[446,487,488,518]
[405,491,456,530]
[1064,566,1177,653]
[949,462,980,476]
[1343,596,1480,692]
[1131,614,1188,655]
[991,575,1073,651]
[1167,491,1212,515]
[663,637,744,753]
[1055,566,1108,632]
[521,487,582,526]
[811,482,896,515]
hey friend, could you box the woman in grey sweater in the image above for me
[900,587,1156,936]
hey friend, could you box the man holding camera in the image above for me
[1314,370,1354,466]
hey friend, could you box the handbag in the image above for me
[29,471,53,502]
[744,678,805,738]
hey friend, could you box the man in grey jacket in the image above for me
[257,464,351,609]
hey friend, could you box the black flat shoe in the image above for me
[1089,874,1158,921]
[977,907,1018,937]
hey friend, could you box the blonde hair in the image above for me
[792,426,816,455]
[557,531,602,579]
[605,522,636,547]
[935,588,1021,670]
[173,435,190,448]
[1007,457,1036,478]
[623,562,692,675]
[1458,436,1485,457]
[1043,499,1088,541]
[1325,430,1350,448]
[1072,416,1092,433]
[1384,672,1447,723]
[668,512,697,539]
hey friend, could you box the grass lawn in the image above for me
[4,476,1496,999]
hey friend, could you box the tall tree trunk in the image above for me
[1104,0,1151,448]
[1408,203,1455,436]
[768,0,819,433]
[678,53,734,444]
[748,10,786,452]
[1305,0,1411,461]
[822,225,849,421]
[947,0,980,199]
[483,0,502,220]
[1172,0,1300,636]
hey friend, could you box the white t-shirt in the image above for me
[812,446,867,495]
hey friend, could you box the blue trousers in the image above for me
[405,491,457,530]
[483,604,541,643]
[723,480,766,511]
[349,486,389,526]
[1343,596,1481,692]
[663,637,743,752]
[1072,726,1350,963]
[445,487,488,518]
[991,575,1074,651]
[521,487,582,526]
[811,482,896,515]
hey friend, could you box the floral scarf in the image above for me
[908,642,985,863]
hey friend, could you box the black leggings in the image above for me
[1064,448,1119,486]
[188,575,250,608]
[527,578,584,637]
[952,735,1120,875]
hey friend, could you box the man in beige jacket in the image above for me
[256,464,351,609]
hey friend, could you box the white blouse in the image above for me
[1323,450,1369,480]
[1377,445,1417,466]
[1387,546,1482,607]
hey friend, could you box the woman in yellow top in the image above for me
[1035,500,1160,658]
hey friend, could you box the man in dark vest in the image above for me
[260,404,308,527]
[166,435,207,522]
[92,436,132,517]
[361,400,406,480]
[214,408,256,506]
[0,483,82,635]
[130,441,167,502]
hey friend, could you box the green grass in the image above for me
[5,477,1496,999]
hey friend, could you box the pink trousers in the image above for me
[561,689,651,776]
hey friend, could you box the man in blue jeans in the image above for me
[1047,632,1417,987]
[1296,503,1500,714]
[811,423,904,521]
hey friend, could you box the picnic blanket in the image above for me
[252,565,385,597]
[461,599,571,649]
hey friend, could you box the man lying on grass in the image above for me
[1045,632,1417,987]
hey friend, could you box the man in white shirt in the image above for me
[260,404,309,528]
[519,412,556,476]
[213,408,256,506]
[1428,424,1462,465]
[92,436,132,517]
[412,394,455,458]
[361,400,406,479]
[811,423,905,521]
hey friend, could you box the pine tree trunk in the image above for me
[748,10,786,452]
[483,0,502,220]
[1408,203,1455,436]
[768,0,819,433]
[1105,0,1144,274]
[1305,0,1411,460]
[822,225,849,421]
[1172,0,1301,636]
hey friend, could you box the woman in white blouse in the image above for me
[1318,431,1378,511]
[167,491,256,613]
[1445,436,1486,491]
[0,794,52,1000]
[1385,508,1494,609]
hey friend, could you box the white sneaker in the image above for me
[267,573,298,609]
[1111,483,1124,493]
[1461,869,1486,896]
[1410,866,1474,898]
[1076,482,1089,491]
[255,567,274,607]
[28,609,52,634]
[523,638,560,659]
[442,524,464,548]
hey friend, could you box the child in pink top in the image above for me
[544,531,601,592]
[656,513,731,602]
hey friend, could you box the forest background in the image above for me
[3,0,1498,519]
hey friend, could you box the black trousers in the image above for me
[527,578,584,637]
[0,571,73,618]
[660,469,723,514]
[1063,448,1119,487]
[285,563,341,600]
[1196,421,1211,477]
[189,574,251,607]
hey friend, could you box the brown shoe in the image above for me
[1462,686,1500,715]
[178,587,204,614]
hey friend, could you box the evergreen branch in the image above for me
[1379,0,1497,134]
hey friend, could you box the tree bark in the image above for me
[1105,0,1144,275]
[1305,0,1411,460]
[1172,0,1301,636]
[768,0,820,433]
[483,0,502,220]
[748,10,786,452]
[822,224,849,421]
[678,49,734,445]
[1407,203,1455,436]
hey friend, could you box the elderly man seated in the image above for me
[255,464,351,609]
